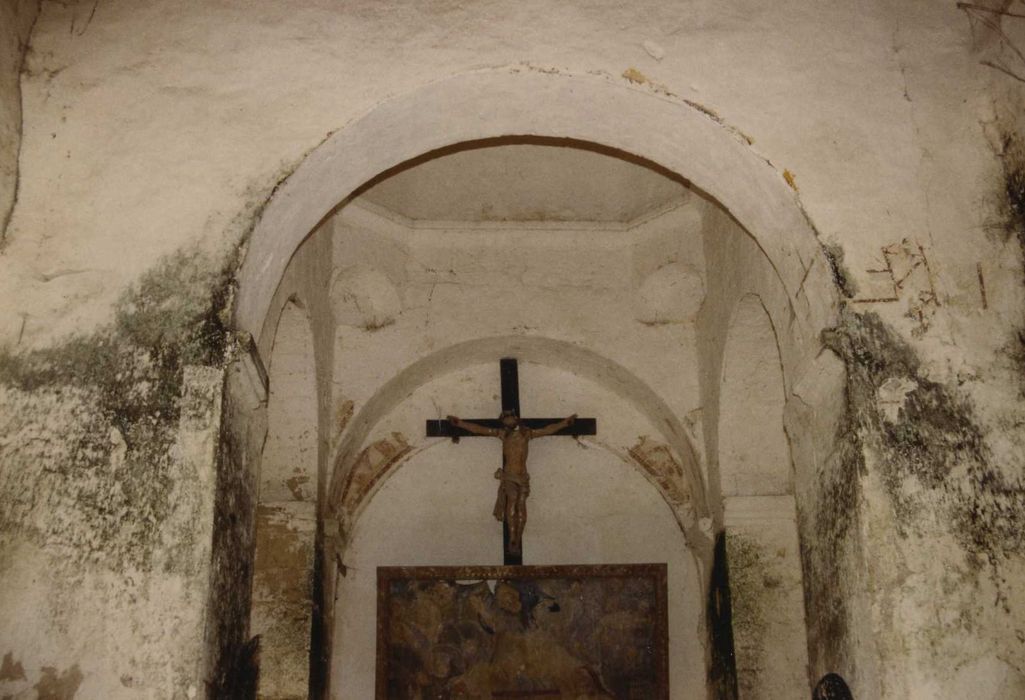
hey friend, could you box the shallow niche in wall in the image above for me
[245,134,837,699]
[329,266,401,332]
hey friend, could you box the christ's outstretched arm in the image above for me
[529,414,577,438]
[447,415,501,437]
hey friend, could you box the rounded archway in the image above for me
[326,335,708,549]
[223,67,846,699]
[234,67,839,352]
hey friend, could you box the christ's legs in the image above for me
[507,489,527,553]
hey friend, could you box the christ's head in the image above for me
[499,410,520,428]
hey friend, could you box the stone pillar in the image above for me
[724,494,811,699]
[251,501,317,700]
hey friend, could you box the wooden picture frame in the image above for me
[376,563,669,699]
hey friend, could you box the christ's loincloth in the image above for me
[493,468,530,521]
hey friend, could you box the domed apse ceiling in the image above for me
[357,140,690,223]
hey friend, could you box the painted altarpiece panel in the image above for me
[376,564,669,699]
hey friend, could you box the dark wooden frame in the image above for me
[376,563,670,699]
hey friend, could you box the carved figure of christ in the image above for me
[446,411,577,558]
[426,358,597,565]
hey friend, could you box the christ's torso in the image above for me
[501,427,530,473]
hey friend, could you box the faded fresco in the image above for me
[376,565,668,699]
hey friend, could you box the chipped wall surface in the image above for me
[0,366,223,699]
[0,1,1023,698]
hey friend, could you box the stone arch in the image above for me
[222,66,846,698]
[325,334,709,555]
[234,67,839,349]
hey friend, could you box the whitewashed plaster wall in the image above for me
[0,2,1023,699]
[359,141,687,224]
[316,165,716,696]
[331,354,700,541]
[259,221,336,497]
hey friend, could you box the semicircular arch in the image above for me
[234,67,840,353]
[327,334,710,552]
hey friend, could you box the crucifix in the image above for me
[425,358,597,565]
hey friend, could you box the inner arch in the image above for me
[328,335,708,538]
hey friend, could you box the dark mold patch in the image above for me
[707,532,739,700]
[998,133,1025,386]
[802,307,1025,671]
[724,533,767,696]
[1001,134,1025,261]
[823,310,1025,580]
[0,652,26,681]
[0,248,232,441]
[824,312,980,528]
[798,322,867,677]
[1009,329,1025,392]
[822,243,858,299]
[203,368,260,697]
[0,247,236,570]
[34,664,83,700]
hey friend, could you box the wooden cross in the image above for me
[426,358,597,565]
